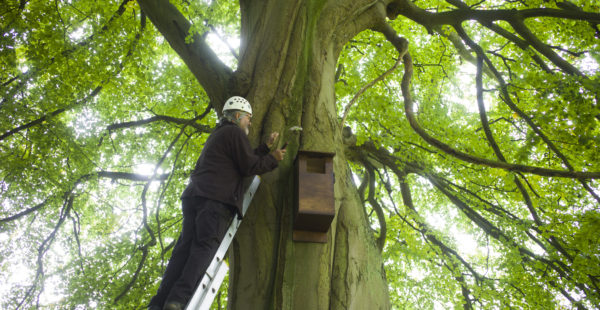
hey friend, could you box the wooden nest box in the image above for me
[293,150,336,243]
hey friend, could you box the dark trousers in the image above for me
[149,197,234,307]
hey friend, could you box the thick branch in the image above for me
[345,128,595,304]
[373,22,409,57]
[443,0,573,75]
[426,174,593,300]
[388,0,594,76]
[354,137,579,277]
[387,0,600,27]
[479,22,552,74]
[432,25,495,77]
[156,133,193,254]
[69,211,86,273]
[137,0,233,105]
[209,25,239,60]
[508,17,583,76]
[476,58,577,262]
[113,243,150,303]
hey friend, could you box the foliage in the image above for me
[1,0,599,309]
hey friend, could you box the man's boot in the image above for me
[163,301,185,310]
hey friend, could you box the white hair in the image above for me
[223,109,240,122]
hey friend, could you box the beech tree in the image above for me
[1,0,599,309]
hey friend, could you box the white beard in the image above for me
[244,127,250,135]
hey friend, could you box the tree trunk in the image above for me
[228,1,389,309]
[138,0,391,308]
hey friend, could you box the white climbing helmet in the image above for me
[222,96,252,114]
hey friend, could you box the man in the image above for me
[148,96,286,310]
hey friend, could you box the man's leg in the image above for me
[164,199,233,305]
[148,198,199,308]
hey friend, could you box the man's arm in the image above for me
[231,128,281,176]
[254,143,270,156]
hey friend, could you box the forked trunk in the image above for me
[228,1,390,309]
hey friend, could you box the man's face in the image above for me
[237,112,252,135]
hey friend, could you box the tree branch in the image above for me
[508,16,583,76]
[69,210,86,273]
[475,56,541,225]
[341,57,401,127]
[156,132,193,255]
[97,171,170,182]
[455,25,600,201]
[137,0,233,105]
[0,170,169,225]
[1,0,134,93]
[0,198,50,224]
[113,242,151,303]
[2,13,146,142]
[114,113,194,301]
[0,85,103,142]
[345,126,589,300]
[426,174,594,301]
[397,173,477,309]
[350,132,593,304]
[364,163,387,252]
[18,193,74,309]
[397,40,600,179]
[209,25,239,60]
[387,0,600,27]
[388,0,594,76]
[432,25,495,77]
[353,138,580,279]
[106,114,211,133]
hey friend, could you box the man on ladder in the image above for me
[148,96,287,310]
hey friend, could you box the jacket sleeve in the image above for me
[254,143,270,155]
[230,128,278,177]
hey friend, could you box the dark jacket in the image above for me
[181,120,278,217]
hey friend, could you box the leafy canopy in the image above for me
[1,0,600,309]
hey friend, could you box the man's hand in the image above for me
[267,132,279,149]
[271,148,286,161]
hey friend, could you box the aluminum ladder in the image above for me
[185,176,261,310]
